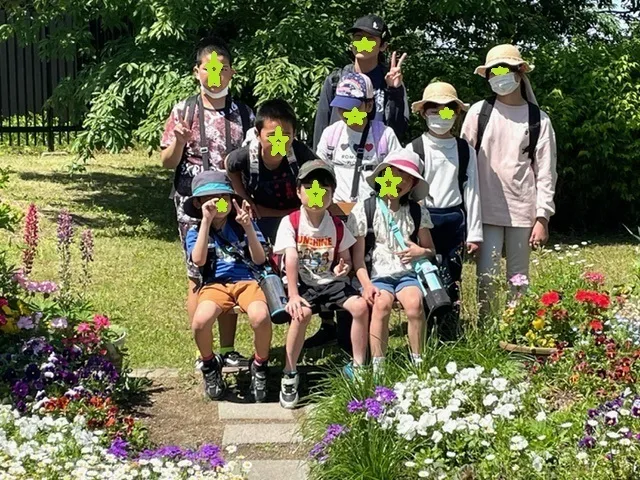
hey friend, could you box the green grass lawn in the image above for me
[1,152,638,370]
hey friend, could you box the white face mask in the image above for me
[427,115,455,135]
[201,83,229,99]
[489,72,520,96]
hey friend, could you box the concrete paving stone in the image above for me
[130,368,180,379]
[218,402,295,421]
[222,423,302,445]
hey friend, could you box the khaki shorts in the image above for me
[199,281,266,314]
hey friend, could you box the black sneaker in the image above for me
[202,354,226,400]
[303,322,337,349]
[250,360,269,403]
[279,372,300,409]
[222,350,250,368]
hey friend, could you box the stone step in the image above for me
[130,368,180,379]
[218,402,294,421]
[222,423,302,445]
[247,460,308,480]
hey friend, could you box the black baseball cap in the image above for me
[346,15,390,41]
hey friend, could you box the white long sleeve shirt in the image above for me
[407,133,483,243]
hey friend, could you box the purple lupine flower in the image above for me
[375,386,397,404]
[364,398,384,419]
[22,204,39,276]
[57,210,74,246]
[80,229,94,263]
[578,436,596,448]
[12,381,29,398]
[347,399,365,413]
[107,437,129,458]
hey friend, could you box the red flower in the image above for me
[595,335,607,346]
[0,298,8,308]
[93,315,111,330]
[541,291,561,306]
[574,290,611,309]
[589,320,604,333]
[536,308,546,317]
[0,314,6,327]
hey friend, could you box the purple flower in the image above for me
[364,398,384,419]
[578,435,596,448]
[347,399,364,413]
[24,364,40,381]
[107,437,129,458]
[12,381,29,398]
[375,386,397,404]
[15,400,26,413]
[605,411,619,426]
[80,229,94,263]
[50,317,68,329]
[310,442,325,458]
[587,408,599,418]
[57,210,74,246]
[324,424,348,443]
[22,203,39,276]
[17,316,35,330]
[509,274,529,287]
[631,400,640,417]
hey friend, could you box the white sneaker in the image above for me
[279,372,300,409]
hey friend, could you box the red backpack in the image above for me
[271,210,345,274]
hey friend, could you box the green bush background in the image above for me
[2,0,639,231]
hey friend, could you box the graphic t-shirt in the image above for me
[366,64,386,122]
[347,199,433,279]
[316,123,401,202]
[185,220,265,285]
[273,209,356,287]
[161,97,255,197]
[226,139,316,210]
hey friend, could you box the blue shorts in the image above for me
[371,274,421,296]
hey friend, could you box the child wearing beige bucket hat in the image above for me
[407,81,483,340]
[460,44,558,319]
[346,149,436,373]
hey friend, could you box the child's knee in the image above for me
[373,295,394,315]
[348,297,370,320]
[248,302,271,329]
[192,311,214,332]
[403,297,424,319]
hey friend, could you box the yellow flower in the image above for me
[0,318,19,334]
[18,301,30,315]
[525,330,537,343]
[1,305,11,315]
[532,317,545,330]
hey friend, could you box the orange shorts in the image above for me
[198,280,266,314]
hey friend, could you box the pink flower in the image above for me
[77,323,91,333]
[583,271,605,285]
[93,315,111,330]
[0,298,7,308]
[22,203,39,276]
[509,274,529,287]
[0,314,7,326]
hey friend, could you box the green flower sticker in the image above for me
[343,107,368,126]
[491,66,510,76]
[216,198,228,213]
[439,107,455,120]
[268,126,289,156]
[375,167,402,198]
[353,37,376,53]
[307,180,326,207]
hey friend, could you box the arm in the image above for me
[225,153,260,218]
[312,75,335,150]
[384,85,409,140]
[533,121,558,223]
[161,140,186,169]
[460,106,479,149]
[245,223,266,265]
[417,228,436,260]
[464,146,483,244]
[190,221,212,267]
[160,105,190,169]
[285,247,301,298]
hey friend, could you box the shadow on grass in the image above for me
[19,166,177,242]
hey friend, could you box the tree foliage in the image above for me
[1,0,639,230]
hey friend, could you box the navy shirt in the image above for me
[185,220,265,284]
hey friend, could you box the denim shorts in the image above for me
[371,273,421,295]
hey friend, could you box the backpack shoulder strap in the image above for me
[287,140,300,177]
[236,101,251,135]
[476,96,496,155]
[289,210,301,239]
[410,136,425,162]
[408,201,421,243]
[525,102,541,165]
[184,95,199,128]
[325,122,345,161]
[455,137,470,199]
[329,67,344,100]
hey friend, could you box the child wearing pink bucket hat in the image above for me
[347,149,436,373]
[460,44,558,319]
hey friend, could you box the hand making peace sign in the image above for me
[174,108,192,145]
[232,198,253,229]
[385,51,407,89]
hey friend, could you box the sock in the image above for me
[219,346,234,355]
[411,353,423,365]
[201,354,217,372]
[253,354,268,366]
[372,357,386,374]
[284,370,297,377]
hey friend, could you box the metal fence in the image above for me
[0,10,83,151]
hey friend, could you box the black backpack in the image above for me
[363,195,421,273]
[173,94,251,196]
[475,96,541,164]
[410,136,470,203]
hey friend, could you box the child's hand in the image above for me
[396,240,427,264]
[466,242,480,255]
[201,199,218,222]
[362,283,380,306]
[285,295,311,322]
[333,258,351,277]
[384,52,407,88]
[529,218,549,250]
[233,199,254,229]
[174,109,192,145]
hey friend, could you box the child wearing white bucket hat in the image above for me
[460,44,558,318]
[407,81,483,340]
[347,149,436,373]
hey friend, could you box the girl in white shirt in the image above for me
[407,82,482,339]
